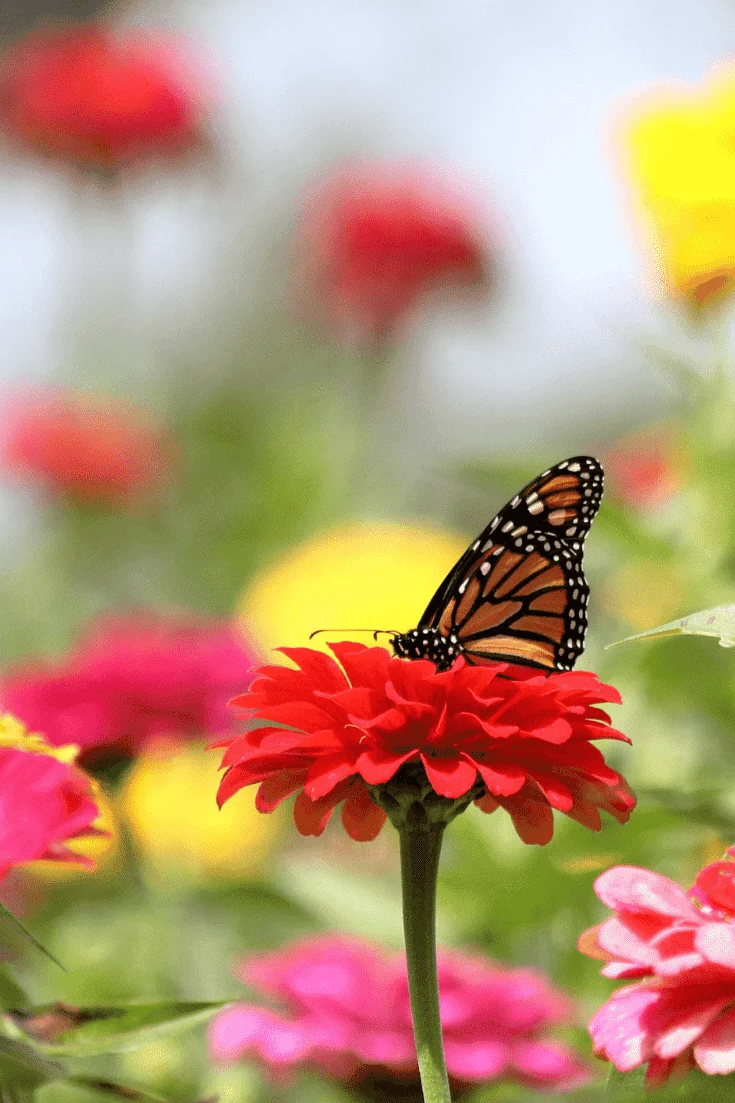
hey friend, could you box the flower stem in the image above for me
[399,822,451,1103]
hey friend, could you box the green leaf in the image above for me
[606,1066,735,1101]
[608,604,735,649]
[63,1077,171,1101]
[0,1034,65,1098]
[0,903,64,970]
[0,968,28,1013]
[15,1002,225,1059]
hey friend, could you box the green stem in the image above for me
[399,823,452,1103]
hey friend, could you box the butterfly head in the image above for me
[392,627,462,672]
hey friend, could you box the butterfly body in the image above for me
[391,456,603,673]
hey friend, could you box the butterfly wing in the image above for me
[418,456,603,671]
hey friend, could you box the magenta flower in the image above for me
[208,935,590,1096]
[579,858,735,1088]
[2,614,257,761]
[0,715,103,880]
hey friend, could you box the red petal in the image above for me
[328,642,391,688]
[421,753,477,798]
[293,789,340,836]
[500,786,555,845]
[475,791,499,813]
[475,761,527,797]
[341,782,387,840]
[528,717,572,744]
[304,756,359,800]
[277,647,348,692]
[255,770,308,812]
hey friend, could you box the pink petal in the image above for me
[594,867,701,921]
[653,999,730,1059]
[695,923,735,969]
[694,1006,735,1074]
[589,984,661,1070]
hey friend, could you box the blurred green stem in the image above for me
[399,823,451,1103]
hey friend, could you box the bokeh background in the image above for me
[2,0,735,1099]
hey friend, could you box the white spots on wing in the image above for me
[568,462,581,472]
[527,500,545,515]
[514,538,523,547]
[458,579,468,594]
[511,525,527,537]
[511,496,521,507]
[480,561,491,575]
[548,510,566,525]
[472,540,481,551]
[502,521,514,533]
[558,461,569,469]
[526,492,539,504]
[566,526,577,537]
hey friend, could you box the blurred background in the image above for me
[2,0,735,1099]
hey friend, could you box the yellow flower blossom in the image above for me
[0,713,77,763]
[238,520,468,654]
[120,740,282,880]
[620,67,735,308]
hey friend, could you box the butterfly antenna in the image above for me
[308,628,400,642]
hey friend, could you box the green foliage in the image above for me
[611,603,735,648]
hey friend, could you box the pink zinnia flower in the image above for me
[0,24,209,173]
[216,643,634,845]
[579,857,735,1088]
[0,714,103,880]
[2,614,257,761]
[296,162,489,344]
[209,935,590,1096]
[1,388,174,506]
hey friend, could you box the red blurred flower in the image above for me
[0,24,209,173]
[0,714,103,880]
[216,643,634,845]
[209,935,591,1097]
[579,855,735,1088]
[1,388,173,506]
[296,162,489,344]
[605,426,685,510]
[2,614,257,761]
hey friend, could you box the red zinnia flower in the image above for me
[605,426,685,510]
[1,388,173,506]
[296,162,490,344]
[216,643,634,845]
[209,935,591,1096]
[0,24,209,173]
[2,613,258,761]
[0,714,103,880]
[580,855,735,1088]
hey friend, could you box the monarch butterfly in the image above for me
[391,456,603,672]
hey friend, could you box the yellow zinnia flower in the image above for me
[620,67,735,308]
[120,740,281,880]
[238,520,468,654]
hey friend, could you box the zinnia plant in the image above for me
[2,613,257,762]
[1,388,174,507]
[217,642,633,1103]
[209,934,591,1099]
[618,65,735,311]
[295,161,489,345]
[0,713,105,880]
[0,24,209,174]
[580,857,735,1088]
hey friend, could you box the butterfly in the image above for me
[391,456,603,673]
